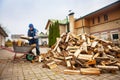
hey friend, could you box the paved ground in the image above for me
[0,47,120,80]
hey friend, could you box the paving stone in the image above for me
[0,48,120,80]
[49,75,57,79]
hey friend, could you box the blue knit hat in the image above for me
[29,24,34,28]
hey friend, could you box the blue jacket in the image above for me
[28,28,38,44]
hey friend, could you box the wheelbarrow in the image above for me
[13,44,36,61]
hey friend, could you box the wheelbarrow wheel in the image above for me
[26,54,35,61]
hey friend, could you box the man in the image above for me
[28,23,40,56]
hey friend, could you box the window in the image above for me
[98,16,100,23]
[112,34,119,40]
[92,33,100,38]
[101,32,108,40]
[104,14,108,21]
[92,18,94,24]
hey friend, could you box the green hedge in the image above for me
[48,21,60,47]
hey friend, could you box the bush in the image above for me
[5,39,13,47]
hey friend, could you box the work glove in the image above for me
[33,36,39,39]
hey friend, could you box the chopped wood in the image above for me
[66,60,71,68]
[96,65,119,70]
[64,69,80,75]
[81,34,86,41]
[54,56,64,60]
[78,54,93,61]
[69,50,77,53]
[57,47,61,53]
[93,53,100,59]
[42,32,120,74]
[107,45,112,49]
[65,56,73,60]
[95,57,110,61]
[54,59,63,65]
[20,36,32,40]
[47,61,57,69]
[66,46,79,50]
[65,33,70,42]
[81,42,88,52]
[80,68,100,75]
[91,41,98,47]
[87,37,91,46]
[70,33,79,40]
[53,38,61,51]
[75,59,85,67]
[115,63,120,69]
[85,60,96,66]
[74,48,81,57]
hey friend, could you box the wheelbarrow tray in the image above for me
[13,46,35,53]
[13,45,35,60]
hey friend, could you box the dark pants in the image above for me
[29,39,40,56]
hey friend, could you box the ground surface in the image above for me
[0,47,120,80]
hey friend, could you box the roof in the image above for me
[45,18,68,29]
[39,32,48,38]
[0,26,8,37]
[76,0,120,21]
[50,19,68,25]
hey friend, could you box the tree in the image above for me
[48,25,52,47]
[48,21,60,47]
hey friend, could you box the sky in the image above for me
[0,0,118,39]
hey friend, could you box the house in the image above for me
[39,32,48,46]
[11,34,24,40]
[45,19,68,35]
[45,1,120,45]
[0,26,8,46]
[72,1,120,45]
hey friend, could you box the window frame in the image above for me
[98,16,100,23]
[104,14,108,21]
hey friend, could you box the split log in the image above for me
[87,37,91,46]
[97,44,104,52]
[64,69,80,75]
[65,33,70,42]
[93,53,100,59]
[54,59,63,65]
[46,61,57,69]
[75,59,85,67]
[115,63,120,69]
[65,56,73,60]
[78,54,93,61]
[96,65,119,70]
[101,60,117,66]
[91,41,98,47]
[80,68,100,75]
[66,46,79,50]
[95,57,110,61]
[53,38,61,51]
[66,60,71,68]
[70,33,80,40]
[54,56,64,60]
[57,47,61,53]
[85,60,96,66]
[81,34,86,41]
[69,50,77,53]
[74,48,82,57]
[81,42,88,52]
[20,36,32,40]
[107,45,112,49]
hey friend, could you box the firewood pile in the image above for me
[42,32,120,75]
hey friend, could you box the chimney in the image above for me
[69,12,75,33]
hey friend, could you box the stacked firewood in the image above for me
[42,32,120,75]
